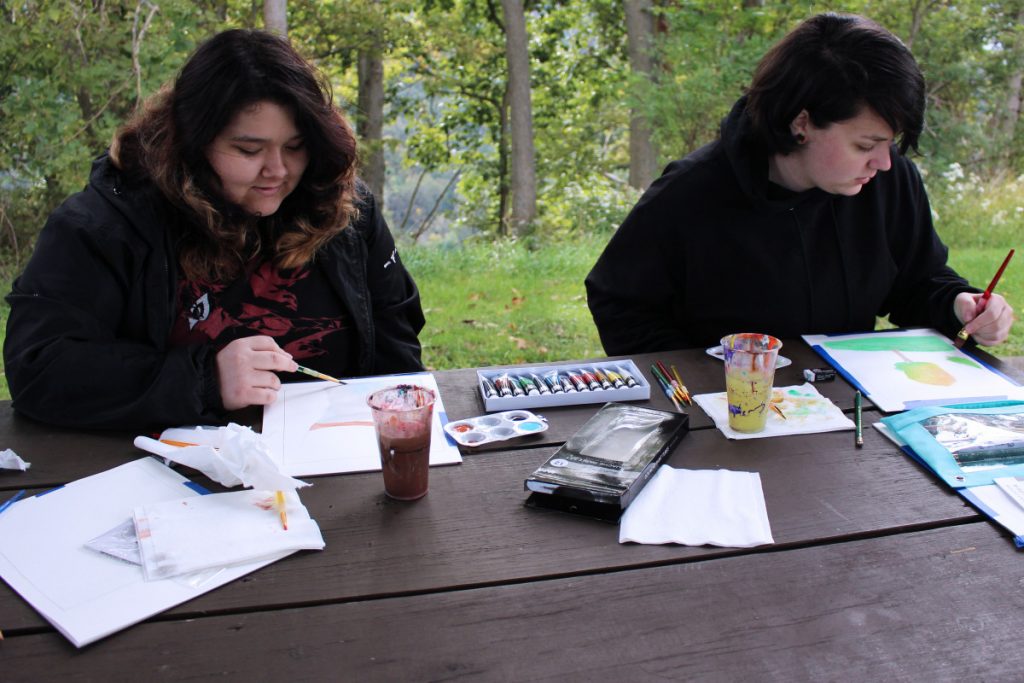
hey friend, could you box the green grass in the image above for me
[403,237,606,371]
[0,235,1020,402]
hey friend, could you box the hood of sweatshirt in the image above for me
[719,96,833,215]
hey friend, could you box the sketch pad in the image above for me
[0,458,295,647]
[262,372,462,477]
[803,328,1024,413]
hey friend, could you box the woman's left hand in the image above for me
[954,291,1014,346]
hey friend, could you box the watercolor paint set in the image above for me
[444,410,549,447]
[476,359,651,411]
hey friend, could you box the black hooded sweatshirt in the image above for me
[586,97,975,354]
[4,154,425,431]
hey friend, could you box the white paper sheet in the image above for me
[803,328,1024,412]
[693,383,854,440]
[0,458,294,648]
[619,466,774,547]
[994,477,1024,512]
[261,373,462,476]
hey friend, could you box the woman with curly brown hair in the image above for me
[4,29,425,430]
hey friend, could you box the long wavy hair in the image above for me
[111,29,359,282]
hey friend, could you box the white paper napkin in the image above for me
[619,466,774,547]
[0,448,31,471]
[134,489,325,581]
[134,423,309,491]
[693,382,854,440]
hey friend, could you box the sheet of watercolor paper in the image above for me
[261,372,461,477]
[803,328,1024,412]
[0,458,292,648]
[693,383,854,440]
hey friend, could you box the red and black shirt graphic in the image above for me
[170,260,357,377]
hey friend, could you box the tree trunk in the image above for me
[625,0,656,190]
[906,0,926,50]
[498,86,511,236]
[358,47,386,204]
[997,7,1024,166]
[500,0,537,235]
[263,0,287,37]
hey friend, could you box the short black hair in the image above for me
[745,13,925,155]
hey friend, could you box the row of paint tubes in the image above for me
[482,366,639,398]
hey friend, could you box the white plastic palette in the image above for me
[444,410,549,447]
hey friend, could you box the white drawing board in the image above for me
[803,328,1024,412]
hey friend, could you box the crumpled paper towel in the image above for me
[134,423,308,491]
[0,448,31,471]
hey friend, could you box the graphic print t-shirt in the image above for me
[169,260,357,378]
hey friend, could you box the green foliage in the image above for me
[0,1,225,249]
[922,163,1024,249]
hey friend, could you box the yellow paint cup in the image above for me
[721,333,783,433]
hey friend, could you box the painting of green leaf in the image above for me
[824,334,970,387]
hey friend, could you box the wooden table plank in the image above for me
[0,410,138,491]
[1,417,978,632]
[2,522,1019,681]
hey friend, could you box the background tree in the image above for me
[264,0,288,35]
[500,0,537,234]
[625,0,656,189]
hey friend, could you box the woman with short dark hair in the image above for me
[586,13,1013,354]
[5,29,425,430]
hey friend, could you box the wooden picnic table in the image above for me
[1,341,1022,680]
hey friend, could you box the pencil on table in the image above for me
[276,490,288,531]
[650,365,683,412]
[855,391,864,447]
[656,360,687,403]
[771,404,787,420]
[670,365,693,405]
[0,489,26,516]
[160,439,200,448]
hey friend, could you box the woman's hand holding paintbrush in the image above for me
[953,248,1015,348]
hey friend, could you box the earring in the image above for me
[794,133,806,144]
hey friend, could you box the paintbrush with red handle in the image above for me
[954,248,1014,348]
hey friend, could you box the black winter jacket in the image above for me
[586,98,976,354]
[4,154,425,430]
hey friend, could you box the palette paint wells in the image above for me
[443,411,549,447]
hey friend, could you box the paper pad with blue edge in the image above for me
[881,400,1024,488]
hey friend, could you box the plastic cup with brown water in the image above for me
[366,385,436,500]
[720,333,783,433]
